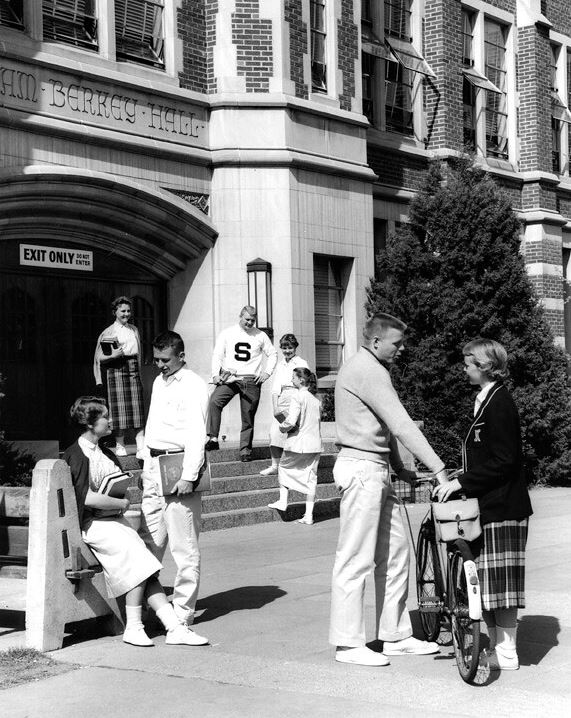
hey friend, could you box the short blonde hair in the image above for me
[462,338,508,380]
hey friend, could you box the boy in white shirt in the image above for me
[206,306,277,461]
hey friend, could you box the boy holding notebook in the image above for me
[140,330,209,639]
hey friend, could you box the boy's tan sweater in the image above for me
[334,347,445,473]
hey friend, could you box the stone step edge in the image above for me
[202,495,340,520]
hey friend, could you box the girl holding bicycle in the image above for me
[434,338,532,671]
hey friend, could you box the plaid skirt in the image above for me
[476,519,529,610]
[106,356,144,430]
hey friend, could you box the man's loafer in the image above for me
[335,646,390,666]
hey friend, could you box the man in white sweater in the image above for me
[329,312,448,666]
[206,306,277,461]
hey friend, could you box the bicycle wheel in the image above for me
[416,518,444,642]
[448,550,481,683]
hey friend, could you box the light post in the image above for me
[247,258,273,340]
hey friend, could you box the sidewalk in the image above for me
[2,487,571,717]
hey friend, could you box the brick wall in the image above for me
[518,25,552,173]
[424,0,463,150]
[368,147,429,190]
[232,0,273,93]
[484,0,516,12]
[177,0,208,93]
[523,237,563,265]
[285,0,308,99]
[543,0,571,37]
[337,0,358,112]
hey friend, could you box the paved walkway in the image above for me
[1,487,570,717]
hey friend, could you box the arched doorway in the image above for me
[0,240,165,446]
[0,168,217,448]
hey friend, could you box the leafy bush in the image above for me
[366,158,571,484]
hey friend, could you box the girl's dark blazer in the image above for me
[459,383,532,525]
[62,441,122,527]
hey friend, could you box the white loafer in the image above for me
[166,624,209,646]
[123,625,154,647]
[335,646,390,666]
[383,637,439,655]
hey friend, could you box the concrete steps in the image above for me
[201,443,340,531]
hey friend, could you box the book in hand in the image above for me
[100,338,119,356]
[97,471,132,499]
[157,453,211,496]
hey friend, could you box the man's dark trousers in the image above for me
[207,378,261,456]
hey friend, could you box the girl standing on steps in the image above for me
[260,333,309,477]
[268,368,322,525]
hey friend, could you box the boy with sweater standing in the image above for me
[206,306,277,461]
[330,313,448,666]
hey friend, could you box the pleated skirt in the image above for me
[476,518,529,610]
[106,356,144,430]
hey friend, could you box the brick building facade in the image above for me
[1,0,570,448]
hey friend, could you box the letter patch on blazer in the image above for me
[474,429,481,442]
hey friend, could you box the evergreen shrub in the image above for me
[366,159,571,484]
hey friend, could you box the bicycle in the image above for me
[413,473,483,684]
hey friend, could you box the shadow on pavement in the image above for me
[517,615,560,666]
[193,585,287,624]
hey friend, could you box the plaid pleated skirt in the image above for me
[476,518,529,610]
[106,356,144,430]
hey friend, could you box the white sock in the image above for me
[155,603,180,632]
[279,487,288,505]
[304,500,315,519]
[125,605,144,629]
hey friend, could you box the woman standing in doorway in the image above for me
[260,333,308,477]
[93,296,145,457]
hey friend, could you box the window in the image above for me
[484,19,508,159]
[310,0,327,92]
[313,256,345,378]
[385,57,413,134]
[0,0,24,30]
[42,0,98,51]
[384,0,410,41]
[115,0,164,68]
[362,0,372,25]
[362,52,376,124]
[550,45,571,174]
[380,0,434,136]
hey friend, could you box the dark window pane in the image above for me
[115,0,165,68]
[42,0,98,50]
[0,0,24,30]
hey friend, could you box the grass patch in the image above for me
[0,647,77,690]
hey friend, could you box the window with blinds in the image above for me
[0,0,24,30]
[484,19,508,159]
[313,256,345,378]
[384,0,410,41]
[310,0,327,92]
[115,0,165,68]
[42,0,98,50]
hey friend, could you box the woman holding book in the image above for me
[268,368,322,524]
[93,296,145,457]
[260,333,308,477]
[433,339,532,671]
[63,395,208,648]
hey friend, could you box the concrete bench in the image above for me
[25,459,126,651]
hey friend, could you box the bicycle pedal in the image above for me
[463,560,482,620]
